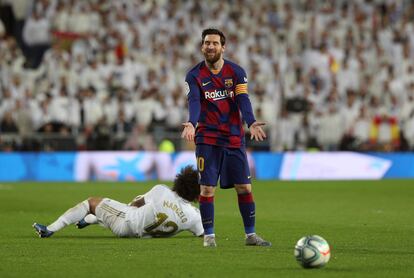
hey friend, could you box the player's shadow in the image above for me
[152,235,197,239]
[26,234,198,240]
[26,235,116,239]
[52,235,118,239]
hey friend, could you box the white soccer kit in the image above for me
[95,185,203,238]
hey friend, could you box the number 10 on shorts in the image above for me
[197,156,205,172]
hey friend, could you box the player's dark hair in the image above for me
[172,166,200,202]
[201,28,226,46]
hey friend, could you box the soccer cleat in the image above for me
[245,234,272,247]
[203,235,217,247]
[32,223,54,238]
[75,219,90,229]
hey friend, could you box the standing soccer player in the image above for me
[181,28,271,247]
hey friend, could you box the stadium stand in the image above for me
[0,0,414,152]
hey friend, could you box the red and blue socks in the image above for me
[199,195,215,235]
[238,192,256,234]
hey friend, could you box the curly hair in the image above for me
[172,166,200,202]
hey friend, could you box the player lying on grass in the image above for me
[33,166,203,238]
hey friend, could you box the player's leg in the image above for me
[196,144,221,247]
[200,185,216,246]
[78,194,147,230]
[234,184,270,246]
[94,198,132,237]
[33,197,102,238]
[222,147,271,246]
[234,183,255,234]
[76,214,98,229]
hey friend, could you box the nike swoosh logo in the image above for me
[202,81,211,86]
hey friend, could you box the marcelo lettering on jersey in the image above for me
[204,89,234,101]
[163,200,188,223]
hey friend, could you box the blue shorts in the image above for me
[195,144,251,189]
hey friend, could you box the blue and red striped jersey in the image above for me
[185,59,256,148]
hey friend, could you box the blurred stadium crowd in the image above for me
[0,0,414,152]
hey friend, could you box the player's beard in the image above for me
[204,51,222,65]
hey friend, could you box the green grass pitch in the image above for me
[0,180,413,278]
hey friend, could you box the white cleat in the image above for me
[245,234,271,246]
[203,235,217,247]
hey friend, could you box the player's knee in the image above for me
[87,197,103,214]
[200,185,215,197]
[235,184,252,194]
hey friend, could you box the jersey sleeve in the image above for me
[233,66,256,126]
[233,66,248,96]
[185,73,201,127]
[188,208,204,236]
[143,184,167,203]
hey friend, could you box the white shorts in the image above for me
[95,198,133,237]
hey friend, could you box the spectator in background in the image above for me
[22,9,51,68]
[399,83,414,126]
[403,109,414,151]
[89,116,111,150]
[252,85,277,129]
[111,109,133,149]
[347,105,371,151]
[296,112,319,151]
[165,87,186,132]
[101,94,119,127]
[0,89,15,119]
[8,73,26,100]
[337,58,359,97]
[33,97,53,131]
[82,86,103,128]
[13,99,32,136]
[273,108,294,151]
[80,59,107,94]
[317,104,344,151]
[0,111,18,133]
[133,89,156,131]
[123,124,157,151]
[341,90,361,134]
[0,0,413,152]
[49,86,71,126]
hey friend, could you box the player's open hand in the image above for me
[181,122,195,142]
[249,121,266,141]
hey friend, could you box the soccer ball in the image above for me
[294,235,331,268]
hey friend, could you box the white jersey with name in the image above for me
[126,184,203,238]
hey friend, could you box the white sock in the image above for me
[84,214,98,224]
[47,200,90,232]
[246,232,256,238]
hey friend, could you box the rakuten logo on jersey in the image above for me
[204,89,234,101]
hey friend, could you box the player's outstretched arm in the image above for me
[249,121,267,141]
[181,122,195,142]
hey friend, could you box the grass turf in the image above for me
[0,180,413,277]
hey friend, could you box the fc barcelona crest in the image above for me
[224,79,233,88]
